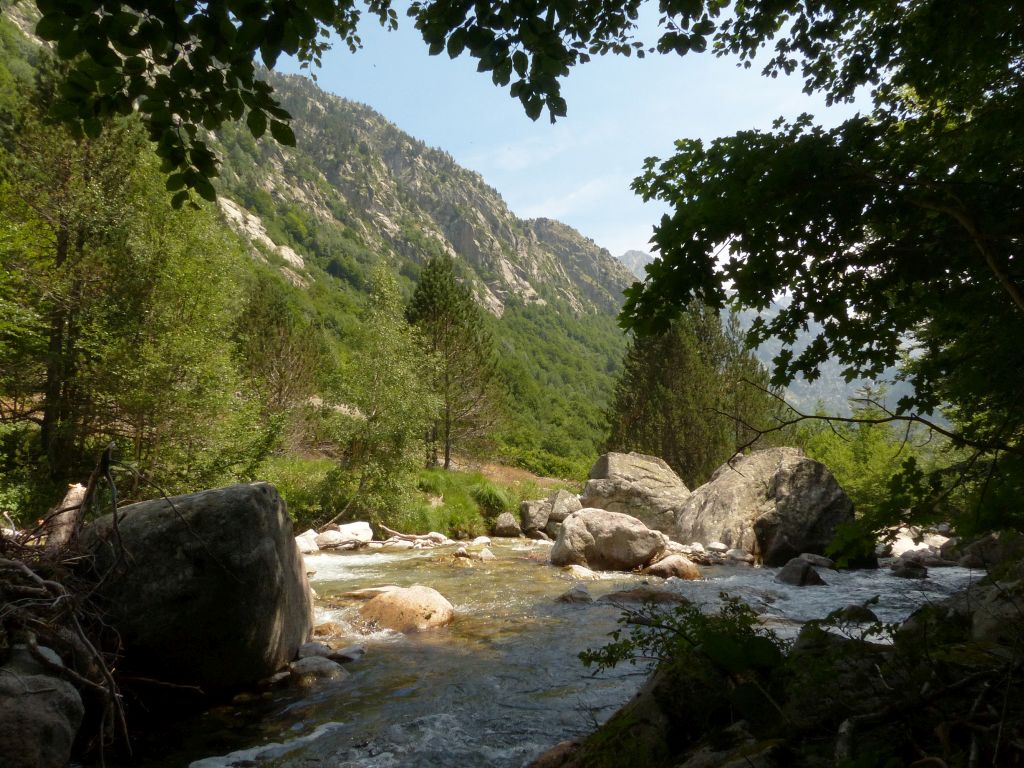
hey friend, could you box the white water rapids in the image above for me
[126,541,980,768]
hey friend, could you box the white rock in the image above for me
[471,536,492,547]
[336,521,373,543]
[477,548,497,561]
[707,541,729,553]
[295,530,319,554]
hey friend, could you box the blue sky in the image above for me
[280,15,858,257]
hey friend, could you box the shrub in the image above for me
[257,455,335,531]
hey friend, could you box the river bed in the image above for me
[123,540,981,768]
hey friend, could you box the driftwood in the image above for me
[42,483,88,557]
[378,524,447,543]
[378,524,423,542]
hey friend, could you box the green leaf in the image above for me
[247,108,268,138]
[193,177,217,202]
[165,173,186,192]
[36,13,71,41]
[269,120,296,146]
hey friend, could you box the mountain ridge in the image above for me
[212,71,636,318]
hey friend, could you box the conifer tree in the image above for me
[407,256,501,469]
[606,303,781,488]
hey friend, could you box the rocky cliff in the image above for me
[212,72,636,318]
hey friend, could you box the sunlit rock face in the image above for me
[550,508,668,571]
[80,482,312,692]
[674,448,855,566]
[580,452,691,536]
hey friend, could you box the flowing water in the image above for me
[125,541,981,768]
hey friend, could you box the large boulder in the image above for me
[80,482,312,693]
[550,508,668,571]
[0,646,84,768]
[359,585,455,633]
[520,499,550,533]
[674,448,854,566]
[545,490,582,538]
[579,452,690,535]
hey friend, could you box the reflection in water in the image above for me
[133,541,980,768]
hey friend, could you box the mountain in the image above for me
[212,72,635,318]
[618,249,656,279]
[206,71,635,472]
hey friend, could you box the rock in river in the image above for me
[359,585,455,633]
[775,557,827,586]
[492,511,522,538]
[550,508,668,571]
[643,554,701,580]
[79,482,312,693]
[580,452,690,536]
[674,448,854,566]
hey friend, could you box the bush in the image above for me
[257,455,336,531]
[469,480,514,520]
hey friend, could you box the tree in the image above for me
[318,267,437,523]
[407,255,501,470]
[0,36,272,509]
[234,269,327,450]
[606,303,781,487]
[14,0,1022,526]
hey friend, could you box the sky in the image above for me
[279,13,860,258]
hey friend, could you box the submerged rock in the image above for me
[359,585,455,633]
[580,452,690,535]
[556,583,593,603]
[599,586,691,605]
[643,554,701,580]
[561,564,599,580]
[289,656,349,686]
[550,508,668,571]
[79,482,312,693]
[891,559,928,579]
[675,448,854,566]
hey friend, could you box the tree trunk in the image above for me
[42,482,87,557]
[41,224,70,479]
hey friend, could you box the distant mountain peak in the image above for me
[618,250,656,279]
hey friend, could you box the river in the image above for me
[123,540,980,768]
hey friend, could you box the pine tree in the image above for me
[407,255,502,470]
[606,303,782,488]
